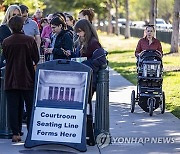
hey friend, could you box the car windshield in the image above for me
[156,21,165,24]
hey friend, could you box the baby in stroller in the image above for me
[131,50,165,116]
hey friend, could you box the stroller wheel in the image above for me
[148,99,154,116]
[131,90,135,113]
[160,92,165,114]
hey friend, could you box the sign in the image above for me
[31,108,83,143]
[25,60,93,152]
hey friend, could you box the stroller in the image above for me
[131,50,165,116]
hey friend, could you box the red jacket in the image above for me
[135,37,163,57]
[32,16,42,32]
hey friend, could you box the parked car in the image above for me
[131,21,146,28]
[118,18,127,26]
[112,18,131,27]
[156,18,172,30]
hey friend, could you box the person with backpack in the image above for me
[73,19,107,94]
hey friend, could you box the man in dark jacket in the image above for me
[2,15,39,142]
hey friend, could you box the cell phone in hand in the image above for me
[61,48,67,53]
[61,48,70,56]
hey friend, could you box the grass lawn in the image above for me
[98,32,180,118]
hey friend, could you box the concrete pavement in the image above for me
[0,67,179,154]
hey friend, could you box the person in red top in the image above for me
[135,25,163,57]
[32,9,43,33]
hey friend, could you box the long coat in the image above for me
[2,32,39,90]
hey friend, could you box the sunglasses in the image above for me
[12,14,21,16]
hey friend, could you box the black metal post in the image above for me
[0,67,12,138]
[94,65,110,138]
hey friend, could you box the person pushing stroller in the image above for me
[131,25,165,116]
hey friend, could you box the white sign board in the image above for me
[31,107,83,143]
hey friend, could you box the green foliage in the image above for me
[2,0,46,14]
[129,0,150,20]
[42,0,174,22]
[43,0,107,20]
[157,0,174,22]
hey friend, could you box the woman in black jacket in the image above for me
[0,5,22,67]
[44,15,73,60]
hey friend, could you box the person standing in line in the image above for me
[135,25,163,57]
[44,16,73,60]
[78,8,95,24]
[41,14,53,48]
[0,5,24,137]
[2,15,39,142]
[0,4,22,68]
[40,18,48,29]
[73,19,107,95]
[19,5,41,53]
[73,8,95,49]
[19,4,41,124]
[73,19,107,145]
[32,8,43,33]
[65,14,75,31]
[52,12,74,38]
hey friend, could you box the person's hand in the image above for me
[64,50,71,56]
[61,48,71,57]
[44,48,53,54]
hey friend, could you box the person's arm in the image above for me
[82,48,107,72]
[157,40,163,55]
[135,39,142,57]
[31,40,40,65]
[34,34,41,53]
[33,21,41,53]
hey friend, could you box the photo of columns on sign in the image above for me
[35,69,88,108]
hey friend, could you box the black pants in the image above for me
[6,90,34,135]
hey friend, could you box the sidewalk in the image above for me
[0,68,180,154]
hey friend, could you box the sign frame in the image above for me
[24,60,93,152]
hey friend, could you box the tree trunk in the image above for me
[97,13,101,30]
[115,0,119,35]
[107,10,112,34]
[106,1,113,34]
[125,0,130,39]
[149,0,157,36]
[170,0,180,53]
[149,0,157,25]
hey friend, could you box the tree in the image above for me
[114,0,119,35]
[157,0,174,23]
[170,0,180,53]
[129,0,150,21]
[2,0,46,14]
[105,0,113,34]
[124,0,130,39]
[149,0,157,25]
